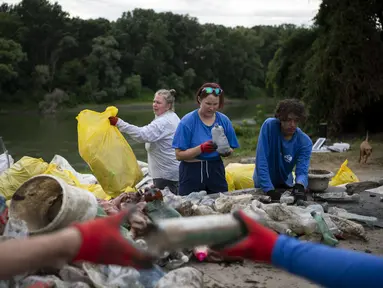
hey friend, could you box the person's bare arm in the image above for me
[175,147,201,161]
[0,228,81,280]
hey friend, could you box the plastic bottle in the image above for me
[311,210,339,247]
[211,124,231,154]
[194,246,209,262]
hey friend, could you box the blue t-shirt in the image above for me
[253,117,312,191]
[172,109,239,161]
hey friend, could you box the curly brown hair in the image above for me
[274,99,307,122]
[195,82,224,109]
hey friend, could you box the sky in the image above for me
[5,0,322,27]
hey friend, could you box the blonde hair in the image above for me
[155,89,176,111]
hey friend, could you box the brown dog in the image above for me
[359,131,372,164]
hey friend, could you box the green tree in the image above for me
[303,0,383,133]
[86,35,122,103]
[0,38,25,101]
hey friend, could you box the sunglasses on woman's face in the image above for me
[200,87,223,96]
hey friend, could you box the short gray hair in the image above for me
[155,89,176,111]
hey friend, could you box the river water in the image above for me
[0,99,274,171]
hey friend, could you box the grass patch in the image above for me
[231,104,266,157]
[311,135,383,168]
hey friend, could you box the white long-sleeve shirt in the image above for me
[116,111,180,181]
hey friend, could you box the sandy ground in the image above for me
[190,228,383,288]
[193,140,383,288]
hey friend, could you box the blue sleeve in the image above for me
[272,235,383,288]
[295,136,312,188]
[172,122,192,151]
[254,121,274,192]
[223,119,240,149]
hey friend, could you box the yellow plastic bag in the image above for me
[329,160,359,186]
[225,163,255,190]
[80,184,111,200]
[226,171,235,191]
[0,156,49,200]
[77,106,143,198]
[44,163,80,187]
[43,163,111,200]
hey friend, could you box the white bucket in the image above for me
[9,174,98,234]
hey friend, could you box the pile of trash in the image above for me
[0,155,206,288]
[0,148,380,287]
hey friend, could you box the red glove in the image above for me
[215,210,278,263]
[72,208,154,269]
[200,140,217,153]
[109,116,118,126]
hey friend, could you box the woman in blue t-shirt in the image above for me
[172,83,239,196]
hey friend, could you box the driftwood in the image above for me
[346,180,383,195]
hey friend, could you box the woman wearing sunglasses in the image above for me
[109,89,180,194]
[172,83,239,196]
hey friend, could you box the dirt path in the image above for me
[199,145,383,288]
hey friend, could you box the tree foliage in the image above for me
[0,0,293,105]
[267,0,383,133]
[1,0,383,133]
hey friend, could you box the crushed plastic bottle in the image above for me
[211,124,231,154]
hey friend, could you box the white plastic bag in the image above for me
[50,154,97,184]
[155,267,203,288]
[83,263,143,288]
[0,153,14,175]
[211,124,231,154]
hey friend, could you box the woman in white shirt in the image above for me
[109,89,180,194]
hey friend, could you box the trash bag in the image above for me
[0,156,48,200]
[77,106,143,197]
[83,263,144,288]
[44,163,111,200]
[226,171,235,191]
[44,163,79,187]
[50,154,97,185]
[211,124,231,154]
[329,160,359,186]
[82,183,111,200]
[225,163,255,190]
